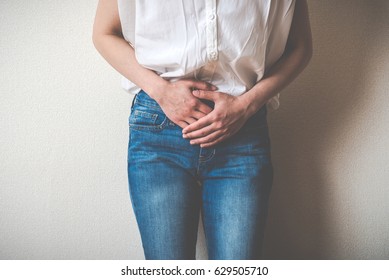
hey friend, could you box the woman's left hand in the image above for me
[182,90,256,148]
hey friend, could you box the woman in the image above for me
[93,0,312,260]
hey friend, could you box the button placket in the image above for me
[205,0,218,61]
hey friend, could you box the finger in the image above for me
[200,137,225,148]
[193,90,219,102]
[196,102,213,114]
[189,80,217,91]
[184,117,198,125]
[189,130,224,145]
[177,121,188,129]
[182,113,214,134]
[191,110,208,120]
[182,124,215,139]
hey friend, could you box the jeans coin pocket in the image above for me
[129,109,167,131]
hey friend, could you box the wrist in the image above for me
[238,91,265,117]
[143,78,169,103]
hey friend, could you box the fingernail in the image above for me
[193,90,199,95]
[211,85,218,90]
[182,134,187,138]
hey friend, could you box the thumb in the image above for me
[192,90,218,101]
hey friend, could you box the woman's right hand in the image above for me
[151,80,217,129]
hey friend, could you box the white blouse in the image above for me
[118,0,295,110]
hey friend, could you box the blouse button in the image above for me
[208,13,216,20]
[209,51,217,60]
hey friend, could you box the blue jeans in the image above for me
[127,90,273,260]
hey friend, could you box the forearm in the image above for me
[92,34,168,100]
[240,0,312,116]
[242,44,312,115]
[93,31,215,128]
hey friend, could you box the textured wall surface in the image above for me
[1,1,388,259]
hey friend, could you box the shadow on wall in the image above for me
[263,1,388,259]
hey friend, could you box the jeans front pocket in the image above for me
[129,108,168,131]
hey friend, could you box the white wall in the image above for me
[1,0,388,259]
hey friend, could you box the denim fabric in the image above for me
[127,90,273,260]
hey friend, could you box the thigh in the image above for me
[127,91,200,260]
[201,110,273,260]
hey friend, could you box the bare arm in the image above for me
[183,0,313,147]
[92,0,165,97]
[92,0,215,128]
[241,0,313,115]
